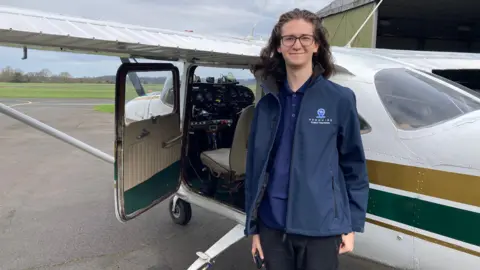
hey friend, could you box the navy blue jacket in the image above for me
[258,78,309,230]
[244,67,369,237]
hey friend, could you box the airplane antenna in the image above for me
[250,22,258,39]
[248,0,268,40]
[345,0,384,48]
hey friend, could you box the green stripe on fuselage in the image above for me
[368,189,480,247]
[118,159,479,246]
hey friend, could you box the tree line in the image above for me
[0,66,257,85]
[0,66,167,84]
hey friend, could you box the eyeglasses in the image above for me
[281,35,315,46]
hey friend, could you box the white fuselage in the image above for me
[173,49,480,270]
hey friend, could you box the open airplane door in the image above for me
[114,63,182,222]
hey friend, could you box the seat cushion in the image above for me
[200,148,230,174]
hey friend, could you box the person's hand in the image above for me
[339,232,355,254]
[251,234,264,263]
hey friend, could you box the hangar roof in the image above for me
[316,0,375,18]
[317,0,480,23]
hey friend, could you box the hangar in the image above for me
[317,0,480,53]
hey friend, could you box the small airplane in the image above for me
[0,5,479,270]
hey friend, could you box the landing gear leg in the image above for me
[169,196,192,225]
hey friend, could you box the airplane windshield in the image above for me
[374,68,480,130]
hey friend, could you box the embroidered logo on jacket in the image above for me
[309,108,332,124]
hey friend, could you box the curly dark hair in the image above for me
[251,8,335,82]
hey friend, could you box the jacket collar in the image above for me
[259,64,325,96]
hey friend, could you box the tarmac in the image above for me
[0,98,396,270]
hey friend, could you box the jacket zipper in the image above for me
[331,169,338,219]
[251,173,270,226]
[250,91,281,233]
[284,87,306,240]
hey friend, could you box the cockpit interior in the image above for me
[183,73,256,210]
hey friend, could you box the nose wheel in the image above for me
[169,196,192,225]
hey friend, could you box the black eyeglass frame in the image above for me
[280,34,316,46]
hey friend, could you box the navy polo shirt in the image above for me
[258,77,311,230]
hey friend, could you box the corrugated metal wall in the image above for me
[321,3,376,48]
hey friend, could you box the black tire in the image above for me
[169,197,192,225]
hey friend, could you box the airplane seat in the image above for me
[199,104,255,187]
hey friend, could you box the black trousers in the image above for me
[258,221,342,270]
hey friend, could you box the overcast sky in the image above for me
[0,0,332,79]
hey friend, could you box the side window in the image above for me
[374,68,480,130]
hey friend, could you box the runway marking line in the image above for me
[8,100,33,107]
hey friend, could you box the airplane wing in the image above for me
[350,47,480,71]
[0,6,264,67]
[2,5,480,72]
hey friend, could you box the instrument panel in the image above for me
[189,82,254,130]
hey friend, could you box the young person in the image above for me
[244,8,370,270]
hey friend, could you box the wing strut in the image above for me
[0,102,114,164]
[187,224,246,270]
[22,46,27,60]
[120,57,146,96]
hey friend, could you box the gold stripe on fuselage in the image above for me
[367,160,480,207]
[366,218,480,257]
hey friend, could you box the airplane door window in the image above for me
[374,68,480,130]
